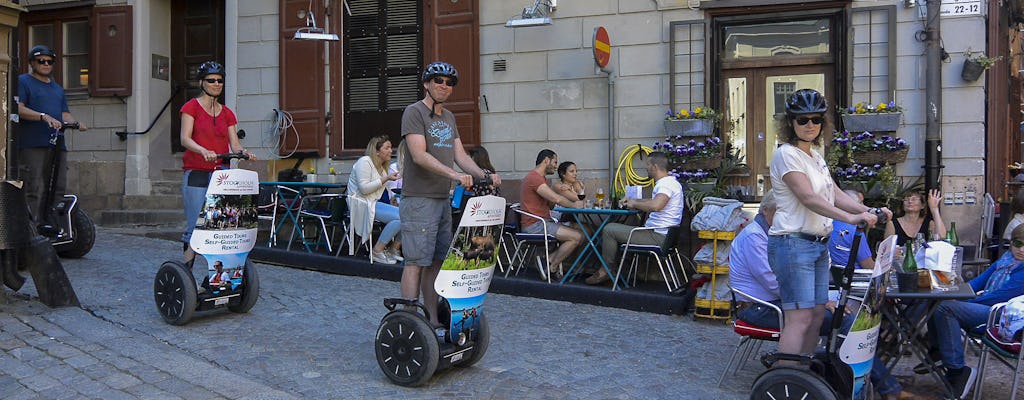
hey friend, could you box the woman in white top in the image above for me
[1004,189,1024,241]
[348,135,402,264]
[767,89,890,361]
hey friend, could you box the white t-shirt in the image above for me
[768,143,835,237]
[645,176,685,235]
[1004,213,1024,240]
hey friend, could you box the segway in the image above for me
[153,152,260,325]
[751,209,890,400]
[37,122,96,258]
[374,185,503,387]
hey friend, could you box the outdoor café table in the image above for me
[881,281,977,398]
[552,206,639,286]
[259,181,344,252]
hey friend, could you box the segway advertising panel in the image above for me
[837,234,896,399]
[435,195,504,344]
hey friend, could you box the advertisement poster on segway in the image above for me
[435,195,505,343]
[839,235,897,399]
[189,169,260,293]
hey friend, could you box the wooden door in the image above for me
[424,0,479,145]
[280,0,327,157]
[720,65,833,193]
[170,0,225,153]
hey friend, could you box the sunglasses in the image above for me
[795,116,825,126]
[432,77,453,86]
[1013,239,1024,248]
[35,59,54,65]
[204,78,225,84]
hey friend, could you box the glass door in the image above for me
[721,66,832,197]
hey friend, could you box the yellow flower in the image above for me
[308,167,316,173]
[875,102,887,111]
[328,167,336,174]
[679,109,691,118]
[694,107,703,114]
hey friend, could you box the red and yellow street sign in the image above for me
[593,26,611,68]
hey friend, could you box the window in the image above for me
[22,6,92,98]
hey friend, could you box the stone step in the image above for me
[98,209,183,228]
[159,168,181,181]
[123,194,182,209]
[152,180,180,196]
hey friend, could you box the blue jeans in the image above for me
[181,170,209,244]
[768,235,831,310]
[928,300,990,369]
[375,202,401,245]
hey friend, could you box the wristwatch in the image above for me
[39,113,46,121]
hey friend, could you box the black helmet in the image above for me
[29,45,55,59]
[421,61,458,86]
[785,89,828,116]
[197,61,225,80]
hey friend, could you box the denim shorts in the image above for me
[521,219,561,236]
[399,197,452,266]
[767,234,831,310]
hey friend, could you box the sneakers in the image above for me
[946,366,976,400]
[585,270,611,285]
[372,250,397,264]
[390,251,404,262]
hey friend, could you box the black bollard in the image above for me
[0,181,78,307]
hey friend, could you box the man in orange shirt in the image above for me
[519,149,583,280]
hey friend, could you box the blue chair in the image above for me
[291,193,345,253]
[612,223,692,291]
[507,205,559,282]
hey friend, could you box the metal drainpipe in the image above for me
[924,0,943,190]
[603,67,615,198]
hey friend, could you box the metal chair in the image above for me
[344,195,382,263]
[973,302,1024,400]
[612,223,693,291]
[291,193,344,253]
[507,205,559,282]
[256,185,279,245]
[717,286,783,387]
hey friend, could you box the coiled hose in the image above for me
[613,144,654,195]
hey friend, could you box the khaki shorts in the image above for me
[399,197,452,266]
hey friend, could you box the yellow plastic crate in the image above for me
[698,230,736,241]
[695,263,729,275]
[694,298,731,310]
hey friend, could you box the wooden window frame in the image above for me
[20,6,92,99]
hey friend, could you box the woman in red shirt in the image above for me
[179,61,254,265]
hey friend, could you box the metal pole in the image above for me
[924,0,943,190]
[604,68,615,200]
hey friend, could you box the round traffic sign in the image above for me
[593,26,610,68]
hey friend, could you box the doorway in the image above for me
[170,0,225,153]
[721,66,833,194]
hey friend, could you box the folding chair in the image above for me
[507,205,559,282]
[256,185,279,245]
[291,193,344,253]
[718,286,783,387]
[612,223,694,291]
[973,302,1024,400]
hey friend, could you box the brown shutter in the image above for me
[424,0,479,145]
[89,5,132,97]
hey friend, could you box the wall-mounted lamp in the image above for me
[293,0,339,41]
[505,0,556,28]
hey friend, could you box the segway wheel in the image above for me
[153,261,197,325]
[750,366,837,400]
[456,313,489,368]
[55,207,95,258]
[228,260,259,313]
[375,311,439,387]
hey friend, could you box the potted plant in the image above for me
[662,106,720,136]
[962,50,1003,82]
[671,146,747,213]
[838,101,903,133]
[828,130,909,166]
[654,135,724,172]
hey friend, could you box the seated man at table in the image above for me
[589,152,683,285]
[731,193,926,400]
[829,189,876,270]
[520,149,584,279]
[926,223,1024,399]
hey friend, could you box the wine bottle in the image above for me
[946,221,959,246]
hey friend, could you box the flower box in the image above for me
[850,148,908,166]
[841,112,902,133]
[663,119,714,136]
[677,157,721,171]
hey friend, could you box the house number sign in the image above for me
[939,0,981,16]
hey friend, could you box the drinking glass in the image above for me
[595,188,605,205]
[577,186,586,201]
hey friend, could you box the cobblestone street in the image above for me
[0,229,1016,399]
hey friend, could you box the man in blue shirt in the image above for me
[16,44,87,222]
[928,223,1024,399]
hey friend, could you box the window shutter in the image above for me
[89,5,132,97]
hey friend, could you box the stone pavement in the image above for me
[0,228,1018,399]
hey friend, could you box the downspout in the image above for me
[924,0,943,190]
[602,67,615,199]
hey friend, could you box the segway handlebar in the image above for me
[468,175,493,187]
[215,151,251,161]
[857,207,889,230]
[61,122,80,130]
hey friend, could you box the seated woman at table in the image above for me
[590,152,683,285]
[348,135,403,264]
[926,223,1024,399]
[467,146,500,197]
[884,189,946,246]
[551,161,585,224]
